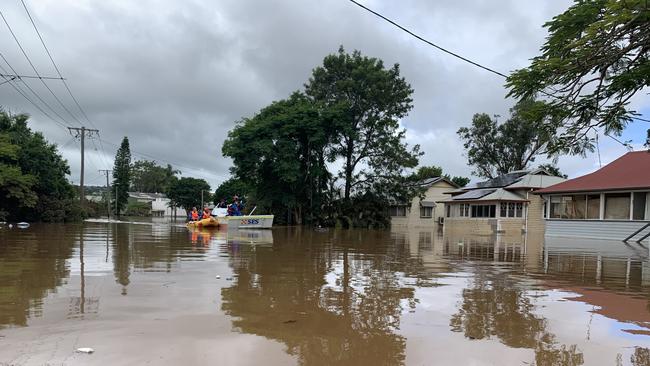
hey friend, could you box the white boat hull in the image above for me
[217,215,274,229]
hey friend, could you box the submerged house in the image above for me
[439,169,566,235]
[390,177,459,228]
[536,151,650,241]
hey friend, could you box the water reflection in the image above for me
[221,229,414,365]
[0,224,650,365]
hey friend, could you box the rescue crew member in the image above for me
[202,207,211,219]
[190,207,199,221]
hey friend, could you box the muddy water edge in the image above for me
[0,222,649,365]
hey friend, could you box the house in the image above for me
[439,169,566,235]
[535,151,650,241]
[389,177,459,228]
[128,192,187,217]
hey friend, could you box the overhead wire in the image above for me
[347,0,649,139]
[0,51,70,127]
[0,9,83,127]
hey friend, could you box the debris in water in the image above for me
[76,347,94,354]
[283,320,297,324]
[226,277,233,281]
[215,275,221,279]
[17,222,30,229]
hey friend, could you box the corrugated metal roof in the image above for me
[537,151,650,194]
[464,170,530,189]
[507,174,566,189]
[438,188,527,202]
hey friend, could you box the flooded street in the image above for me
[1,223,650,365]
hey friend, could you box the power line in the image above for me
[348,0,650,126]
[347,0,507,78]
[0,51,71,127]
[19,0,96,129]
[0,72,63,81]
[0,9,83,126]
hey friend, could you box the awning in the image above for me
[420,201,436,207]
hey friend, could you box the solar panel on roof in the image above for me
[452,188,496,200]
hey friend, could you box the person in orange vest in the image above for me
[202,207,211,219]
[190,207,199,221]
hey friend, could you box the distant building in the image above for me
[439,169,566,235]
[536,151,650,241]
[127,192,186,217]
[389,177,459,228]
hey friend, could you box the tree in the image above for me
[537,163,568,178]
[213,177,251,203]
[0,133,37,220]
[506,0,650,154]
[112,137,131,215]
[167,177,210,211]
[408,165,470,187]
[223,92,333,224]
[451,176,471,187]
[0,110,78,222]
[305,47,421,200]
[458,99,554,179]
[130,160,179,193]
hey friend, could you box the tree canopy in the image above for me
[305,46,421,200]
[0,110,78,222]
[506,0,650,154]
[213,177,251,204]
[458,99,554,179]
[223,92,332,224]
[167,177,211,211]
[112,137,131,215]
[130,160,178,193]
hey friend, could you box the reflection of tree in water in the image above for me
[631,347,650,366]
[112,223,131,294]
[450,270,584,365]
[0,225,75,328]
[221,229,416,366]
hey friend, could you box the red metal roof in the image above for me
[537,151,650,194]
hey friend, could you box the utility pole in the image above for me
[99,169,112,220]
[68,127,99,209]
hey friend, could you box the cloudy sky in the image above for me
[1,0,648,189]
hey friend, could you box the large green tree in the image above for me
[305,47,421,200]
[0,111,78,222]
[409,165,470,187]
[223,92,333,224]
[130,160,178,193]
[506,0,650,154]
[458,99,554,179]
[167,177,210,211]
[213,177,251,204]
[112,137,131,215]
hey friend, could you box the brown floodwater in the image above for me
[1,221,650,365]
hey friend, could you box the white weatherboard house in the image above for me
[536,151,650,242]
[390,177,459,228]
[128,192,187,217]
[439,169,566,235]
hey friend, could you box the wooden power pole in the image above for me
[68,127,99,208]
[99,169,112,220]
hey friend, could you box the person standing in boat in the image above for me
[216,198,227,208]
[202,207,211,219]
[227,196,244,216]
[190,207,199,221]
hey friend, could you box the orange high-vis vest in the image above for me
[202,211,210,219]
[191,211,199,220]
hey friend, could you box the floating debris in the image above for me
[283,320,297,324]
[17,222,30,229]
[226,277,233,281]
[76,347,94,354]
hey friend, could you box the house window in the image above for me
[604,193,631,220]
[470,204,496,218]
[499,202,524,218]
[586,194,600,219]
[446,205,451,218]
[632,192,647,220]
[420,206,433,218]
[550,195,586,219]
[458,203,470,217]
[389,205,407,217]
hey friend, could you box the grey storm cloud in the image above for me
[1,0,647,189]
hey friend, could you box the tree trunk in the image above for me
[344,141,354,200]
